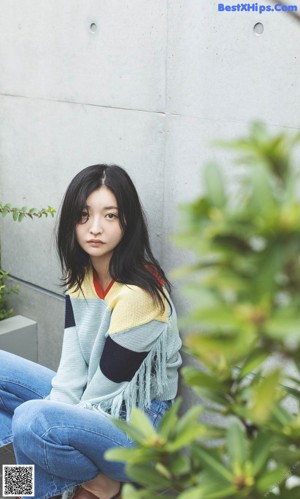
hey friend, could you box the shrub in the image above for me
[106,123,300,499]
[0,204,55,320]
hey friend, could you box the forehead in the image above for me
[85,185,118,208]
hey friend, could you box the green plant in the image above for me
[0,204,55,320]
[0,204,56,222]
[106,123,300,498]
[0,268,19,320]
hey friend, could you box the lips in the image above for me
[87,239,105,247]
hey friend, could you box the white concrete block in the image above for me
[167,0,300,127]
[0,0,167,111]
[7,282,64,370]
[0,315,37,362]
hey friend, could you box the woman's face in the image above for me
[75,185,123,268]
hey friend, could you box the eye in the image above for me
[105,212,118,220]
[78,210,89,224]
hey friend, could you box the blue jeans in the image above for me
[0,350,171,499]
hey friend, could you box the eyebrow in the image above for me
[84,205,118,210]
[103,206,118,210]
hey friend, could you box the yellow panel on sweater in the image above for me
[106,283,168,334]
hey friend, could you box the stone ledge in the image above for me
[0,315,38,362]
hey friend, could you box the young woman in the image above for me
[0,165,182,499]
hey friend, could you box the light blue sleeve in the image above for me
[47,296,88,405]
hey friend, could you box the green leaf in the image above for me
[248,162,275,215]
[104,446,161,465]
[252,243,282,301]
[249,370,282,424]
[286,375,300,386]
[175,405,204,435]
[256,465,289,493]
[283,385,300,401]
[204,162,226,209]
[270,404,294,427]
[192,446,234,483]
[182,366,229,405]
[114,409,166,447]
[129,408,158,439]
[185,305,242,329]
[265,314,300,342]
[168,453,191,476]
[227,420,249,469]
[18,213,25,222]
[122,484,160,499]
[277,487,300,499]
[125,463,171,490]
[48,205,56,217]
[178,487,207,499]
[178,477,237,499]
[163,406,205,451]
[182,366,227,392]
[238,349,268,378]
[159,397,181,439]
[167,424,205,452]
[251,431,273,475]
[155,462,171,479]
[111,419,145,444]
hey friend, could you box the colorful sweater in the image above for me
[48,268,182,419]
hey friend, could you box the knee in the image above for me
[13,399,50,444]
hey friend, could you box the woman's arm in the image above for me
[47,295,88,405]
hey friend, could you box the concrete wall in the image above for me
[1,1,300,375]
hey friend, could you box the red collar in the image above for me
[93,271,115,299]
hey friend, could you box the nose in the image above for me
[89,216,103,236]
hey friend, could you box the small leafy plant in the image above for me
[106,123,300,498]
[0,204,55,222]
[0,204,55,320]
[0,268,19,320]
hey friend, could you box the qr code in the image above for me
[2,465,35,497]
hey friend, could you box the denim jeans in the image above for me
[0,350,171,499]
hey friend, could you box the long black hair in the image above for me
[57,164,171,311]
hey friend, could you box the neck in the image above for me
[91,257,112,290]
